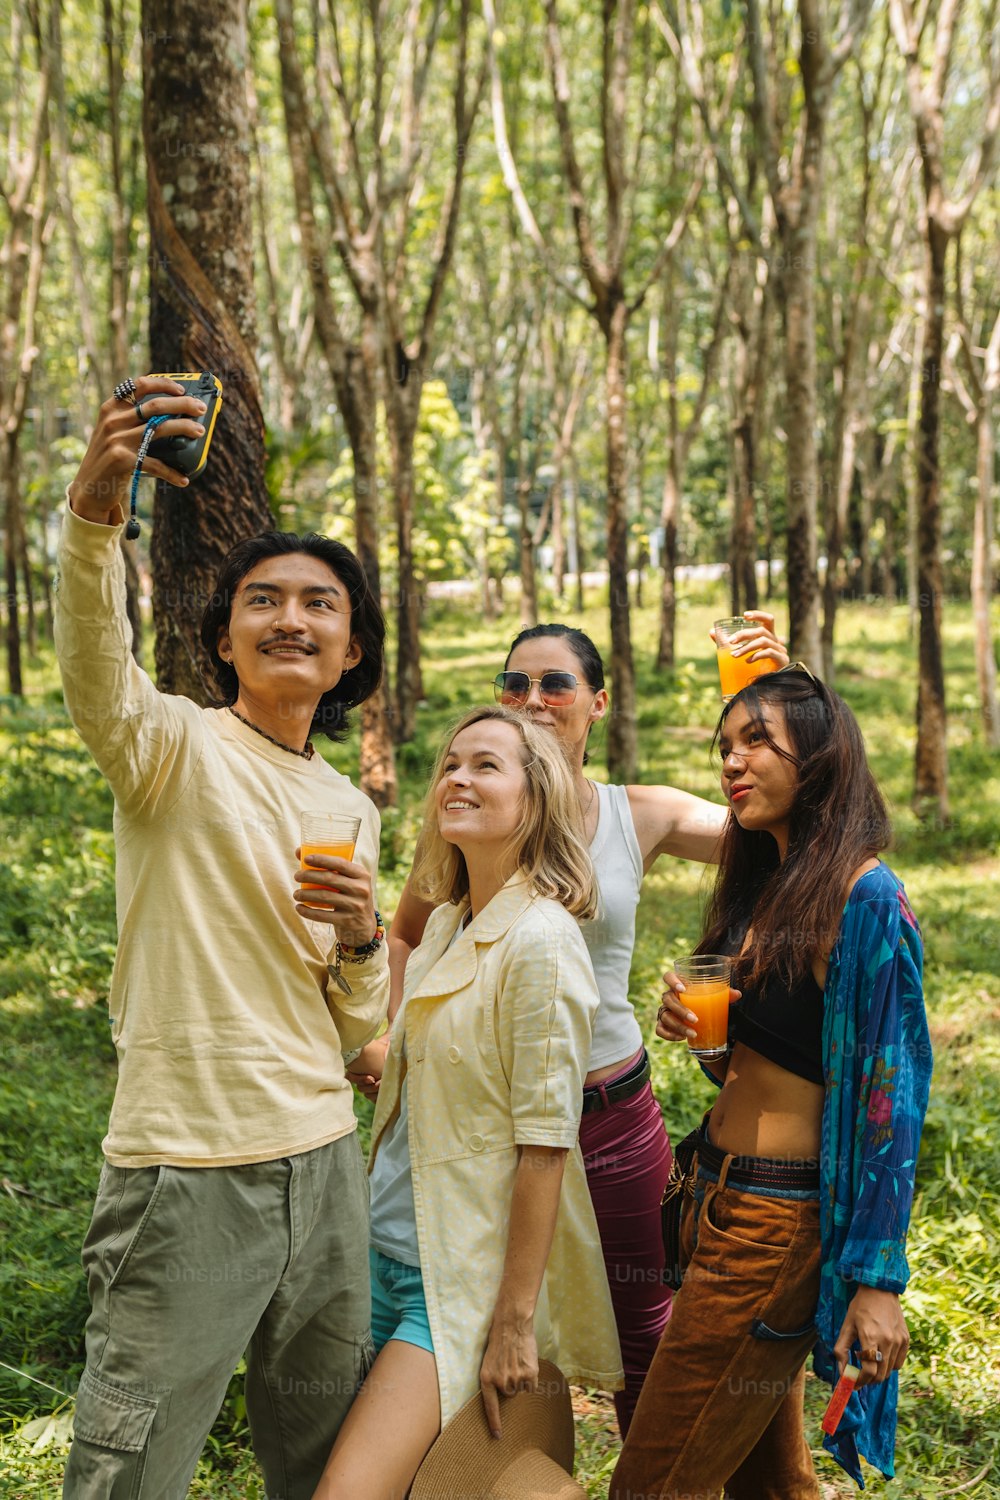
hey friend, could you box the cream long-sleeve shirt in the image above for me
[370,877,623,1425]
[54,503,389,1168]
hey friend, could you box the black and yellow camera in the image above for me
[146,371,223,479]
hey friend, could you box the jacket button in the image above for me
[447,1046,461,1064]
[468,1133,485,1152]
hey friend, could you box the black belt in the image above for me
[581,1049,651,1114]
[695,1124,819,1191]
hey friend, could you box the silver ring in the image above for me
[114,378,137,406]
[134,400,148,424]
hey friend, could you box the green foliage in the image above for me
[2,596,999,1495]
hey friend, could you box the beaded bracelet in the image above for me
[125,414,171,539]
[328,910,384,997]
[338,910,385,963]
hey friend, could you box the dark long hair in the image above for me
[199,531,385,742]
[698,670,891,986]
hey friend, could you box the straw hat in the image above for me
[409,1359,588,1500]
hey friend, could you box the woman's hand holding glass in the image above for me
[656,969,742,1044]
[708,610,789,669]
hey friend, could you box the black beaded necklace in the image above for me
[228,706,314,760]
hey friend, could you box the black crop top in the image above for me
[729,961,826,1086]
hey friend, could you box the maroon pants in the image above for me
[610,1153,821,1500]
[579,1072,673,1435]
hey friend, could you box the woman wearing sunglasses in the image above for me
[348,612,785,1433]
[611,668,930,1498]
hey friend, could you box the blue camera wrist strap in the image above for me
[126,414,171,540]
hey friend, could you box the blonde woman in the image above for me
[312,706,622,1500]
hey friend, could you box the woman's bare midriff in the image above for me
[585,1052,641,1088]
[708,1044,824,1160]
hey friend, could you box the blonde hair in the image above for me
[411,705,597,920]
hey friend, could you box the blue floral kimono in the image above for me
[813,862,932,1485]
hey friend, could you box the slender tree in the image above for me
[50,0,145,659]
[654,238,734,667]
[275,0,485,749]
[889,0,1000,819]
[142,0,272,701]
[946,234,1000,748]
[486,0,704,778]
[274,0,396,805]
[744,0,874,667]
[0,6,50,697]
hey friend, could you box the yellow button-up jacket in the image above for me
[370,875,623,1424]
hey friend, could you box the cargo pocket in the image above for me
[69,1370,159,1498]
[107,1165,169,1292]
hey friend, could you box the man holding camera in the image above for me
[57,376,389,1499]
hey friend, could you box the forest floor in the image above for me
[1,589,998,1498]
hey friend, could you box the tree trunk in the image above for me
[605,298,637,780]
[912,224,950,821]
[37,462,54,642]
[3,436,23,696]
[0,135,50,698]
[857,434,875,597]
[550,468,566,601]
[514,378,538,628]
[274,6,396,805]
[972,404,999,747]
[470,372,500,621]
[904,312,925,627]
[143,0,271,701]
[821,261,868,678]
[820,413,858,682]
[343,338,398,810]
[731,414,760,614]
[656,454,680,669]
[517,479,538,627]
[19,504,36,655]
[569,454,585,615]
[104,0,132,380]
[388,379,425,743]
[778,221,822,668]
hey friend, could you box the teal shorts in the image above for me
[369,1247,435,1356]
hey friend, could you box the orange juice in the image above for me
[298,812,361,907]
[683,979,731,1057]
[716,645,775,701]
[301,839,356,894]
[675,954,732,1059]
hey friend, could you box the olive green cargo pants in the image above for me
[63,1132,373,1500]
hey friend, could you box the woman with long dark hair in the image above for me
[351,614,787,1433]
[611,667,931,1499]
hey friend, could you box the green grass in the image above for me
[2,588,998,1497]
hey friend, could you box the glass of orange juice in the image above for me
[675,955,732,1059]
[299,812,361,908]
[714,617,778,701]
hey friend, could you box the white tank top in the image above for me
[584,782,645,1069]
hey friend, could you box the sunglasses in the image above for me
[774,661,819,683]
[493,670,580,706]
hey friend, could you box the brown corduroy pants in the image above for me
[610,1153,822,1500]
